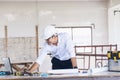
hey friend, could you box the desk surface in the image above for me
[0,71,120,80]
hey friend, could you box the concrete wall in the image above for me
[0,1,108,44]
[108,0,120,8]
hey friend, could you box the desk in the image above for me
[0,71,120,80]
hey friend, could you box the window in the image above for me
[56,26,92,46]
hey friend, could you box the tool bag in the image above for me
[107,51,120,72]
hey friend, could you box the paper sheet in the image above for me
[47,69,79,75]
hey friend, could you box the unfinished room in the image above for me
[0,0,120,80]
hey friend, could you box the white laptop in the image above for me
[2,57,13,74]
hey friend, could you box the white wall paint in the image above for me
[0,1,108,44]
[108,4,120,50]
[0,2,37,37]
[109,0,120,7]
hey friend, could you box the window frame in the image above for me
[56,26,93,53]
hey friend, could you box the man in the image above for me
[28,25,77,73]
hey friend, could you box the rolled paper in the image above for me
[47,69,79,75]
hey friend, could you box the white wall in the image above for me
[109,0,120,8]
[108,0,120,50]
[0,2,37,38]
[0,1,108,72]
[108,4,120,50]
[40,1,108,45]
[0,1,108,44]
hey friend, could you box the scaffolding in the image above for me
[0,25,39,71]
[75,44,117,70]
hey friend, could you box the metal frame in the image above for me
[75,44,117,70]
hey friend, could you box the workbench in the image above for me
[0,71,120,80]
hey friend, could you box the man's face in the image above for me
[46,35,58,45]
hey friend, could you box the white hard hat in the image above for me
[43,25,57,39]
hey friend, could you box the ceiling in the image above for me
[0,0,108,1]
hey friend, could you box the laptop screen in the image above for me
[2,57,13,74]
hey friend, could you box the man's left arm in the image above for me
[71,57,77,68]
